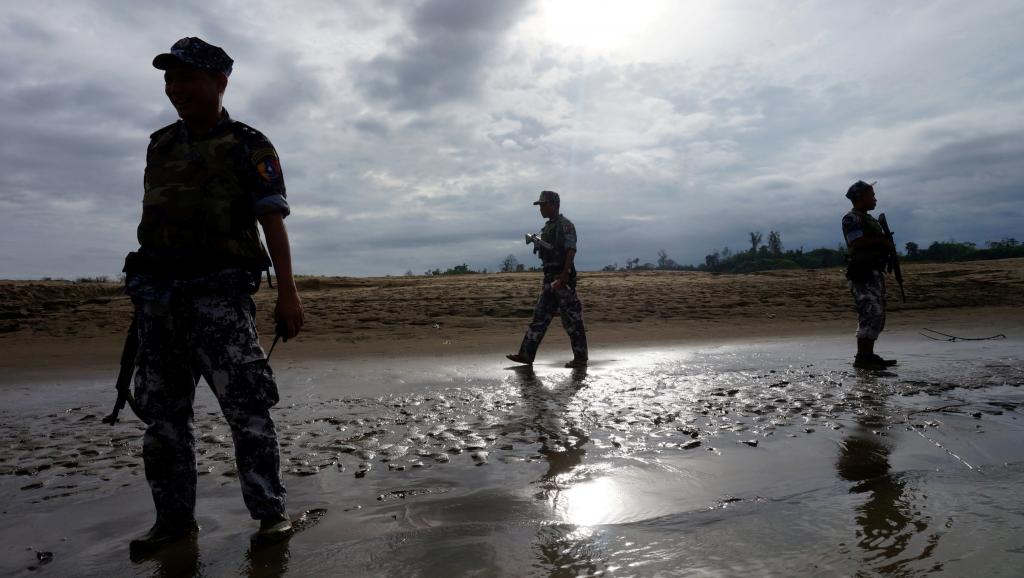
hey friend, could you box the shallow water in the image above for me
[1,332,1022,576]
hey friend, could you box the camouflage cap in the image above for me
[845,180,877,200]
[533,190,560,205]
[153,37,234,77]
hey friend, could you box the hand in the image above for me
[274,291,304,340]
[554,272,570,290]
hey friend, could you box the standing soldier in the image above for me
[507,190,589,368]
[124,37,303,556]
[842,180,897,370]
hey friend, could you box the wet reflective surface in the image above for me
[1,333,1022,576]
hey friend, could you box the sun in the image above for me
[531,0,717,59]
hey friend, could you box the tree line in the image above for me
[415,233,1021,277]
[611,233,1022,274]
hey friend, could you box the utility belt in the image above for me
[845,256,886,283]
[123,250,268,281]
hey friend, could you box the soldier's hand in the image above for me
[274,291,304,340]
[555,272,570,290]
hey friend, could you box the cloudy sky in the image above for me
[2,0,1022,278]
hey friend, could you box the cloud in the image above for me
[353,0,534,110]
[0,0,1021,279]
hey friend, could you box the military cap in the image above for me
[153,37,234,77]
[533,190,560,205]
[846,180,877,200]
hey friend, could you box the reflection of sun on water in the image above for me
[555,476,622,527]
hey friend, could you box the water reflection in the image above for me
[512,367,607,576]
[836,377,930,573]
[242,534,292,578]
[512,366,590,493]
[133,533,203,577]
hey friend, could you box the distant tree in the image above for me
[443,263,476,275]
[516,263,525,272]
[904,242,920,258]
[988,237,1018,249]
[625,257,640,270]
[656,249,679,269]
[602,263,618,271]
[500,254,520,273]
[749,231,763,254]
[704,251,721,270]
[767,230,783,256]
[404,269,415,276]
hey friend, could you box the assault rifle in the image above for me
[102,319,149,425]
[877,213,906,302]
[525,233,553,251]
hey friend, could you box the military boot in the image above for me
[129,518,199,559]
[853,354,887,370]
[871,354,898,366]
[256,512,293,540]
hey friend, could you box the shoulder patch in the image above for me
[252,148,283,182]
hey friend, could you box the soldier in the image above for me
[842,180,897,370]
[507,190,589,368]
[123,37,303,556]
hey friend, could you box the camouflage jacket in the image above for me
[133,109,289,277]
[538,214,578,275]
[842,209,888,265]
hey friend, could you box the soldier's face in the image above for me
[852,189,877,211]
[862,190,877,210]
[538,201,558,219]
[164,65,225,121]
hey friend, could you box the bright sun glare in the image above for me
[536,0,717,58]
[557,475,621,526]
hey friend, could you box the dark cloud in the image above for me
[354,0,533,109]
[0,1,1021,279]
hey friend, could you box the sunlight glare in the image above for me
[557,475,622,526]
[535,0,718,59]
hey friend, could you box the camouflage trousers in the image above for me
[132,291,285,523]
[849,270,886,340]
[517,279,588,363]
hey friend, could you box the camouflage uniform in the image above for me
[125,109,290,524]
[843,209,887,340]
[517,214,588,363]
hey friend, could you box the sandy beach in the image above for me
[2,258,1022,376]
[1,259,1022,576]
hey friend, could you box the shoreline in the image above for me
[2,258,1021,383]
[2,305,1020,385]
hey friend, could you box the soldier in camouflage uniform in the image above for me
[507,191,588,368]
[842,180,897,370]
[124,37,304,557]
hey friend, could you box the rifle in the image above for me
[525,233,553,251]
[102,318,149,425]
[877,213,906,302]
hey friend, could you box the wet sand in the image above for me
[1,260,1023,576]
[2,329,1023,576]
